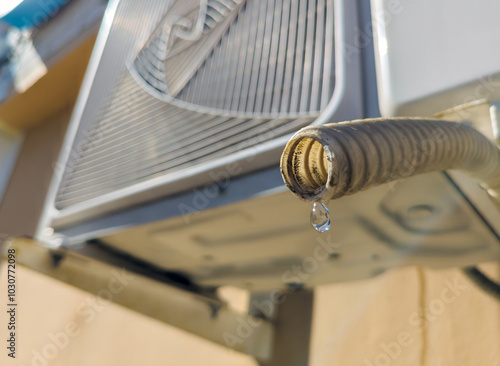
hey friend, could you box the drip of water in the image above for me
[310,202,330,232]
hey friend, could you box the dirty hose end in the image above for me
[280,127,337,202]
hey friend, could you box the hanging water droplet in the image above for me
[310,202,330,232]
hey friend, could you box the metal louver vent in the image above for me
[179,0,335,114]
[55,0,336,211]
[133,0,335,115]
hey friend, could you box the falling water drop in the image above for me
[310,202,331,232]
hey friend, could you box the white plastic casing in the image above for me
[371,0,500,117]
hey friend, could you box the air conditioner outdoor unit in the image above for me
[35,0,500,293]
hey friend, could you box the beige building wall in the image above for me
[0,261,499,365]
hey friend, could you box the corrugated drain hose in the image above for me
[280,118,500,203]
[462,266,500,301]
[281,117,500,301]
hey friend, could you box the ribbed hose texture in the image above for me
[280,118,500,202]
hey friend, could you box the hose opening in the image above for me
[281,134,333,202]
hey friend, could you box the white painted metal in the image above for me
[371,0,500,117]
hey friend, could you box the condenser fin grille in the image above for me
[54,0,335,210]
